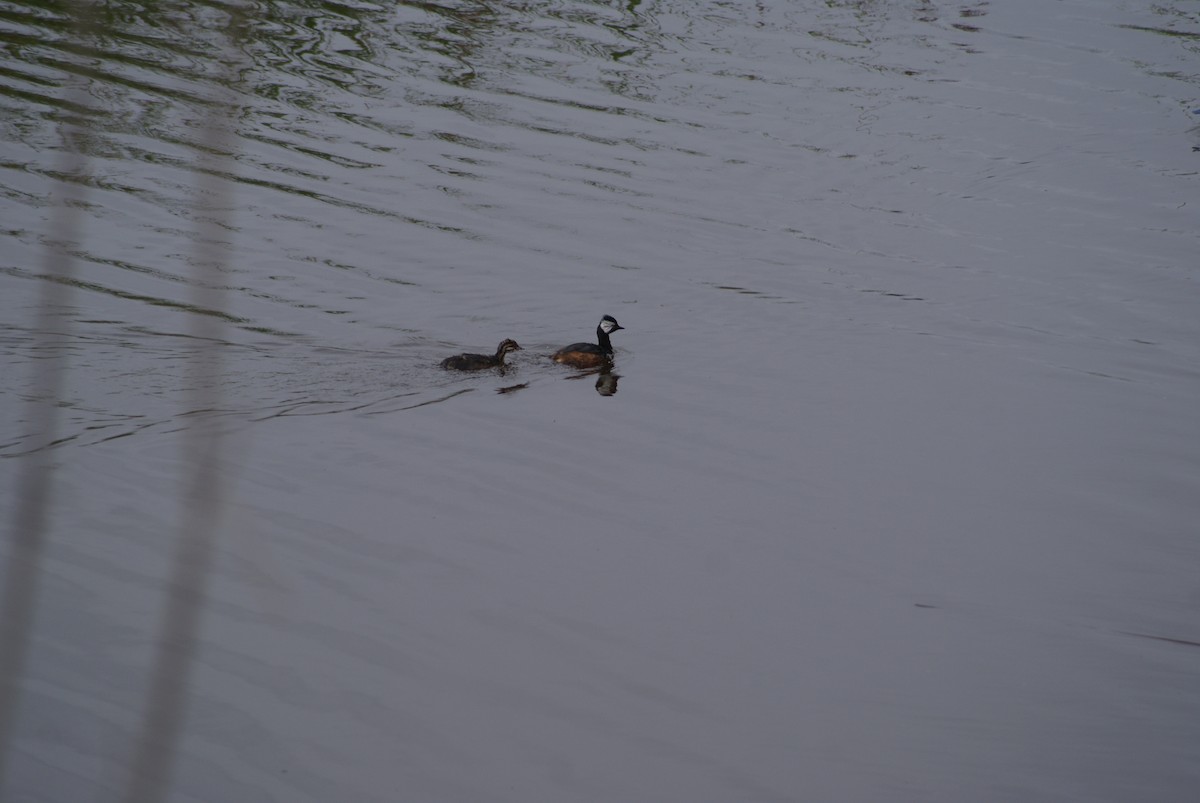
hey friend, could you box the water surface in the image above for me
[2,1,1199,800]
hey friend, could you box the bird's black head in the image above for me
[598,315,623,334]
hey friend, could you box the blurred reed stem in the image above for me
[120,6,246,802]
[0,115,87,797]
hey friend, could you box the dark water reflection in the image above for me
[4,0,1200,801]
[594,368,619,396]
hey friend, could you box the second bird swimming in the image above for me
[441,338,522,370]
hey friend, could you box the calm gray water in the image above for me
[3,0,1199,800]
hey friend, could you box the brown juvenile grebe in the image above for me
[441,338,522,370]
[551,315,624,368]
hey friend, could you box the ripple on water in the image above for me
[3,1,1200,801]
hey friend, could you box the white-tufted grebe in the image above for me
[441,338,522,370]
[551,315,624,368]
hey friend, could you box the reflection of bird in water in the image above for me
[441,338,522,371]
[551,315,623,368]
[595,369,619,396]
[563,365,621,396]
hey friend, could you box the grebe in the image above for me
[551,315,623,369]
[441,338,522,370]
